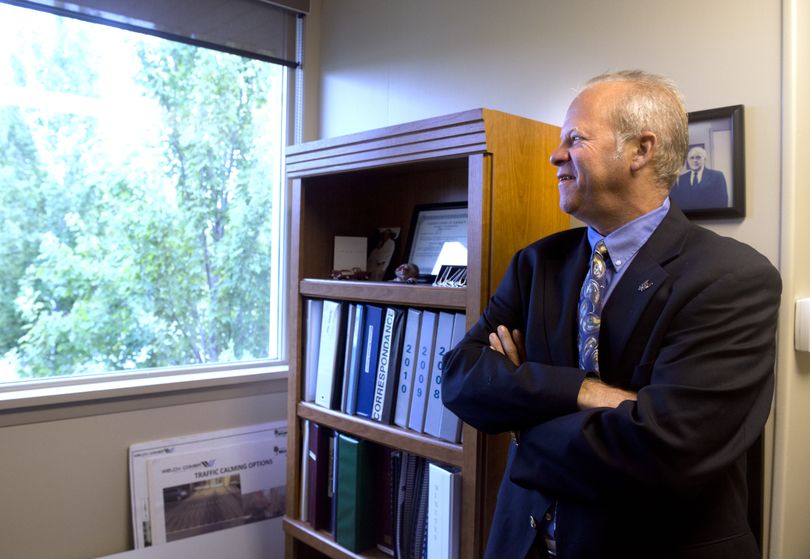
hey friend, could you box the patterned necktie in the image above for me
[578,240,609,373]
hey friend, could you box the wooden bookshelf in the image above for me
[284,109,567,559]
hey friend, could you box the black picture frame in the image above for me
[670,105,745,220]
[403,202,468,277]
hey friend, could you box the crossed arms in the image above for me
[488,325,636,410]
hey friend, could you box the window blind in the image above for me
[1,0,307,66]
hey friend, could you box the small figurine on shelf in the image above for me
[330,267,370,281]
[392,263,435,284]
[392,262,420,283]
[367,227,400,281]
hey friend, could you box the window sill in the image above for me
[0,363,288,419]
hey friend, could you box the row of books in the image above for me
[304,298,466,443]
[300,420,461,559]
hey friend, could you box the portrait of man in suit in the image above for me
[670,145,729,209]
[442,70,780,559]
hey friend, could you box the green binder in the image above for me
[335,434,376,552]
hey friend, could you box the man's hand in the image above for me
[577,378,637,410]
[489,325,526,367]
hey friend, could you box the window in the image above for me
[0,2,289,384]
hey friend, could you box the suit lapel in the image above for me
[598,206,691,383]
[543,233,590,367]
[599,252,669,383]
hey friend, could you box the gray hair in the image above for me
[583,70,689,188]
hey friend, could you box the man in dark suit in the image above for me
[442,70,781,559]
[670,146,729,209]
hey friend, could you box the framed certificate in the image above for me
[405,202,468,276]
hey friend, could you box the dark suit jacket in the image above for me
[670,168,728,209]
[442,205,781,559]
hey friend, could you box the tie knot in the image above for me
[589,240,609,281]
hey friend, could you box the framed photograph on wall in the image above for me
[670,105,745,219]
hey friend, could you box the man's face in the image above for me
[686,149,705,171]
[550,83,633,229]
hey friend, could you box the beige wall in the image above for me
[312,0,809,557]
[0,382,287,559]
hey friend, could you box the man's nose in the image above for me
[550,145,568,166]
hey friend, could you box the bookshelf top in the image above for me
[287,108,487,158]
[285,108,555,179]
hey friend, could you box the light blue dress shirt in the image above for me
[585,197,670,302]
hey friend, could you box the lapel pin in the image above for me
[638,280,653,292]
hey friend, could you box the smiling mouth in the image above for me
[558,174,576,183]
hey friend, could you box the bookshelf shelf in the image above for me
[299,279,466,310]
[285,109,567,559]
[298,401,464,467]
[284,518,390,559]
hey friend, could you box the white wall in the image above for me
[312,1,810,557]
[316,0,781,263]
[0,383,287,559]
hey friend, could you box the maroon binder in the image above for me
[306,422,332,531]
[375,445,395,555]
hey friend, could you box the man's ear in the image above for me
[630,132,656,172]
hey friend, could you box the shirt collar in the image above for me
[586,197,670,271]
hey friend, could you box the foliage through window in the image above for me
[0,4,286,382]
